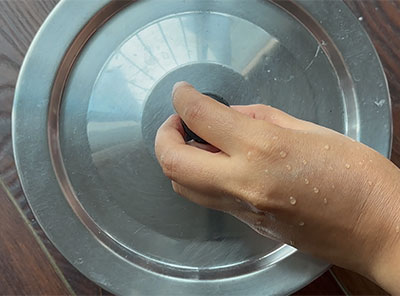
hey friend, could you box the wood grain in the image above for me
[0,0,399,295]
[294,272,345,295]
[0,181,72,295]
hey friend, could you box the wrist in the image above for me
[368,228,400,294]
[362,171,400,294]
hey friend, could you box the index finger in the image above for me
[172,82,251,154]
[155,114,230,191]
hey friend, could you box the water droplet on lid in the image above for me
[302,160,307,165]
[345,163,351,169]
[280,151,287,158]
[289,196,297,205]
[267,69,271,73]
[323,198,328,204]
[304,178,310,185]
[298,221,305,226]
[358,16,363,21]
[286,164,292,171]
[313,187,320,194]
[289,240,295,246]
[324,145,330,150]
[256,220,262,225]
[368,180,373,186]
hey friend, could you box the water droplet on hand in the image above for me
[289,196,297,205]
[235,198,242,203]
[396,226,400,233]
[368,180,373,186]
[323,198,328,204]
[256,220,262,225]
[313,187,319,194]
[272,135,278,140]
[298,221,305,226]
[302,160,307,165]
[345,163,351,169]
[304,178,310,185]
[280,151,287,158]
[324,145,330,150]
[247,151,253,160]
[264,169,269,173]
[286,164,292,171]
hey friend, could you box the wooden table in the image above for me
[0,0,398,294]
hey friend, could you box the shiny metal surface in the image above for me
[13,0,391,295]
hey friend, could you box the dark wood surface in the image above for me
[0,181,72,295]
[0,0,398,295]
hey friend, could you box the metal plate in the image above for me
[13,0,391,295]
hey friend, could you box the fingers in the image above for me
[172,82,258,154]
[231,105,315,131]
[155,115,230,190]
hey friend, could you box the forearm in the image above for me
[354,157,400,294]
[366,168,400,294]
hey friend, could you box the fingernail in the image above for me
[172,81,192,97]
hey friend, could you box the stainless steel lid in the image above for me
[13,0,391,295]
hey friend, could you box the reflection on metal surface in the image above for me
[51,0,355,279]
[271,0,359,138]
[13,0,392,294]
[51,3,298,279]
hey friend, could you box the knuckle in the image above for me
[253,104,270,111]
[253,104,273,115]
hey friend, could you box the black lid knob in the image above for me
[181,93,230,144]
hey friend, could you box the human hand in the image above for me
[155,82,400,293]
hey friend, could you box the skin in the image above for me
[154,81,400,294]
